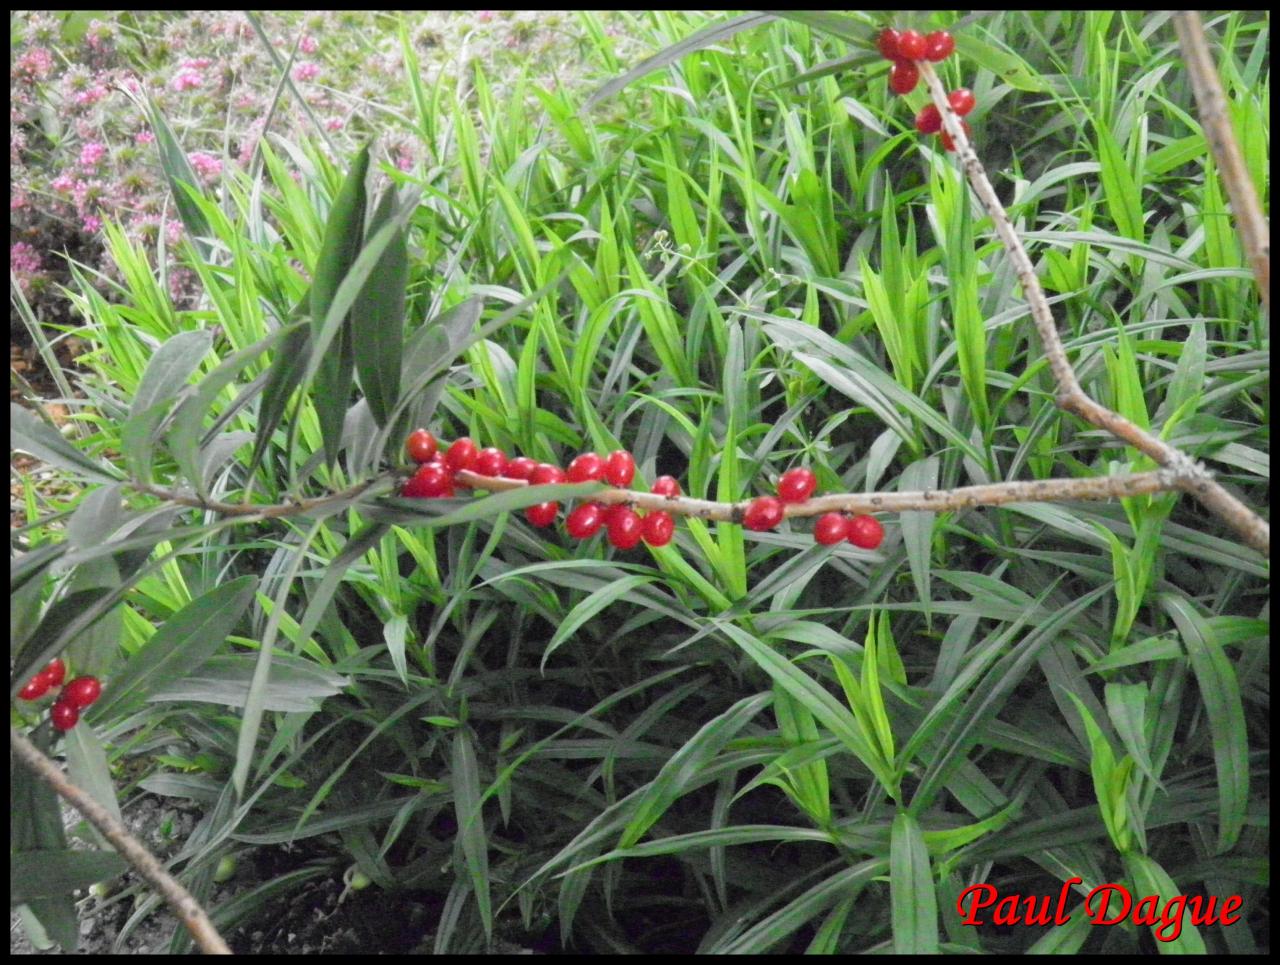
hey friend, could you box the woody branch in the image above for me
[9,726,232,955]
[917,59,1269,556]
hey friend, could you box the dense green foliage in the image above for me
[11,10,1269,954]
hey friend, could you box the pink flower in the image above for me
[73,83,109,106]
[51,173,78,193]
[293,61,321,82]
[11,242,42,274]
[79,141,108,167]
[395,150,414,172]
[477,11,495,23]
[300,34,318,54]
[187,151,223,181]
[181,57,214,70]
[325,116,344,131]
[82,215,102,232]
[171,67,204,91]
[135,130,155,145]
[14,48,55,80]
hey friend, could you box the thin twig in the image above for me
[1173,11,1270,313]
[918,60,1269,556]
[9,726,233,956]
[133,467,1180,526]
[128,474,393,517]
[452,468,1177,521]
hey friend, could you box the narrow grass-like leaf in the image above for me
[618,691,772,850]
[1122,852,1208,952]
[1161,594,1247,853]
[891,811,939,953]
[452,729,493,941]
[582,13,777,112]
[542,575,656,672]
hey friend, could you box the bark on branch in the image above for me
[9,726,233,955]
[918,59,1269,556]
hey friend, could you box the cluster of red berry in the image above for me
[741,468,885,549]
[401,430,885,551]
[17,658,103,731]
[402,429,676,549]
[876,26,973,151]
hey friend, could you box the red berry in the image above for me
[473,447,508,477]
[62,675,103,710]
[650,475,682,497]
[566,502,606,539]
[51,700,80,732]
[566,453,606,482]
[876,27,901,60]
[814,513,850,546]
[847,515,885,550]
[530,463,567,486]
[402,464,454,498]
[602,503,629,526]
[445,437,478,472]
[405,429,438,464]
[41,658,67,687]
[777,467,818,503]
[603,450,636,487]
[642,511,675,547]
[897,29,926,61]
[19,674,50,701]
[503,456,538,481]
[915,103,943,134]
[743,496,785,532]
[525,501,560,527]
[924,30,955,62]
[940,120,972,152]
[606,507,644,549]
[889,60,919,95]
[947,87,976,116]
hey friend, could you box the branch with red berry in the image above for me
[122,18,1268,558]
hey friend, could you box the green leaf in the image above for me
[452,729,492,941]
[898,456,939,622]
[543,574,656,672]
[167,324,294,499]
[148,652,349,712]
[582,13,777,113]
[135,92,213,258]
[248,316,312,479]
[64,724,125,842]
[352,187,409,428]
[1122,852,1208,952]
[10,403,123,483]
[310,142,371,468]
[891,811,939,953]
[1161,594,1248,852]
[12,744,80,950]
[91,577,258,720]
[619,692,772,850]
[121,329,214,483]
[10,850,128,904]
